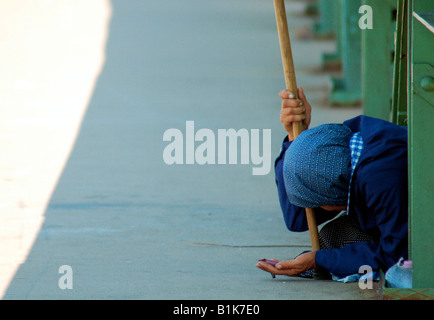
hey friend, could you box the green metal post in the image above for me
[313,0,339,37]
[330,0,363,105]
[391,0,409,126]
[408,0,434,289]
[361,0,397,121]
[321,0,343,69]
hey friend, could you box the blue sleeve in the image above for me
[315,242,380,277]
[357,148,409,272]
[316,210,407,276]
[274,136,339,232]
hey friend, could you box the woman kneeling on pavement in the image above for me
[256,88,409,282]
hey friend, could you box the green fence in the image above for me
[313,0,434,294]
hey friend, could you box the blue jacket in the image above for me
[275,116,408,276]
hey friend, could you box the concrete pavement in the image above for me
[0,0,111,297]
[1,0,381,299]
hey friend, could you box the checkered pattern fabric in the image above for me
[346,132,363,213]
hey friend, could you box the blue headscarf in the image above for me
[283,124,353,208]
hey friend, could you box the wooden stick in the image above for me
[273,0,320,252]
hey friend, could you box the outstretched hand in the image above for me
[256,251,317,277]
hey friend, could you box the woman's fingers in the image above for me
[256,260,276,272]
[279,90,295,99]
[282,98,303,109]
[256,260,286,275]
[280,107,306,124]
[256,260,300,277]
[280,104,305,115]
[280,114,306,125]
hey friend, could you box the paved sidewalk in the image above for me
[0,0,111,297]
[1,0,381,299]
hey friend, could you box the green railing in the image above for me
[313,0,434,295]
